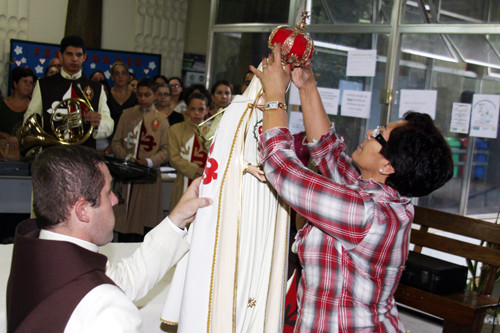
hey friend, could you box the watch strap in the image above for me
[264,101,287,112]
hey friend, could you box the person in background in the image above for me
[251,44,453,332]
[0,67,36,151]
[167,92,209,212]
[183,83,211,109]
[240,70,254,94]
[23,35,113,150]
[7,144,212,332]
[154,75,169,84]
[201,80,234,146]
[128,77,138,94]
[209,79,233,118]
[156,83,184,126]
[44,65,60,78]
[90,70,111,98]
[89,70,106,83]
[48,56,63,71]
[111,78,169,241]
[89,70,113,153]
[101,62,138,156]
[168,77,186,114]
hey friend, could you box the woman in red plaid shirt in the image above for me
[251,45,453,332]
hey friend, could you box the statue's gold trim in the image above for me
[207,89,263,332]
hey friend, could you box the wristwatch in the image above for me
[264,101,287,112]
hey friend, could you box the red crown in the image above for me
[268,12,314,67]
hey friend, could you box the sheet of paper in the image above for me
[470,94,499,138]
[288,84,339,115]
[346,49,377,77]
[341,90,372,119]
[288,111,305,135]
[450,103,471,134]
[339,80,363,106]
[317,87,339,115]
[289,83,301,105]
[399,89,437,119]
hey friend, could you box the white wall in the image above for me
[184,0,210,55]
[27,0,67,44]
[102,0,137,52]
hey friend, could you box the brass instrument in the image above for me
[18,96,95,157]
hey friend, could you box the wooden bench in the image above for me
[395,206,500,333]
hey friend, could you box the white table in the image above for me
[0,242,176,332]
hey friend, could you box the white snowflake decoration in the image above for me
[14,45,23,55]
[35,65,44,74]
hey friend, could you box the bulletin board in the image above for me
[8,39,161,94]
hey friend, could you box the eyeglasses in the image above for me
[371,126,387,147]
[169,84,181,89]
[158,92,171,97]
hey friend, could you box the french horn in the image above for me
[18,96,95,157]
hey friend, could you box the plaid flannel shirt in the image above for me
[260,127,413,332]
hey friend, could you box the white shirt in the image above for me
[24,68,114,140]
[39,217,188,332]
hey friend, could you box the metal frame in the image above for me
[205,0,500,216]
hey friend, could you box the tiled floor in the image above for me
[399,306,442,333]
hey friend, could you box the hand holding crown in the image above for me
[268,12,314,68]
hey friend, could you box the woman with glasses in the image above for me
[250,44,454,332]
[168,77,186,114]
[156,83,184,126]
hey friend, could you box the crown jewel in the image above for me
[268,12,314,67]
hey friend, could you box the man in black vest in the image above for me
[23,35,113,149]
[6,145,212,332]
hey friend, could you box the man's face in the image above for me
[186,98,208,124]
[89,163,118,246]
[137,86,157,109]
[60,46,86,75]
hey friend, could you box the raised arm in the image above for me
[250,44,290,132]
[290,62,331,142]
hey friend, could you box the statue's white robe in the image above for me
[161,70,289,332]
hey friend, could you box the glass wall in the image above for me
[207,0,500,219]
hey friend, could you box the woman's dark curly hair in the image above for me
[380,112,453,197]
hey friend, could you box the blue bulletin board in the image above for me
[9,39,161,93]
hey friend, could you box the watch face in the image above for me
[265,101,287,111]
[265,102,278,110]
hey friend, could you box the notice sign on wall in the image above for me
[470,94,499,139]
